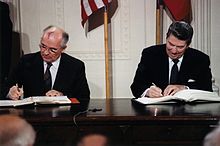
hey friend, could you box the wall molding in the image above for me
[192,0,211,56]
[55,0,64,28]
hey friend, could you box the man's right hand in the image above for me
[8,85,23,100]
[146,85,163,98]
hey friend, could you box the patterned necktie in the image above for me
[44,62,52,92]
[170,59,179,84]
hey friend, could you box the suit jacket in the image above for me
[130,44,213,98]
[0,2,12,92]
[2,52,90,100]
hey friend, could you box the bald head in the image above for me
[40,25,69,62]
[77,134,109,146]
[204,126,220,146]
[42,25,69,48]
[0,115,36,146]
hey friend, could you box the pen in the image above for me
[152,82,156,87]
[152,82,163,96]
[16,83,20,92]
[16,83,23,99]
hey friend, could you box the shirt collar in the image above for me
[44,56,61,69]
[168,55,184,64]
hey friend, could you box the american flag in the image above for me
[81,0,112,27]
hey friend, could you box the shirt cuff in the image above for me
[141,88,150,97]
[184,86,190,89]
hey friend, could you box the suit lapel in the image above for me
[53,54,65,90]
[178,49,191,83]
[161,47,169,86]
[34,54,45,90]
[155,46,169,89]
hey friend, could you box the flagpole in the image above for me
[156,0,164,44]
[104,7,111,99]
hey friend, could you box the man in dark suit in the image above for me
[131,21,212,98]
[0,2,12,94]
[2,25,90,100]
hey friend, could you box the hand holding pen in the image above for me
[146,82,163,98]
[8,84,23,100]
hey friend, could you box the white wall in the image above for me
[3,0,220,98]
[211,0,220,92]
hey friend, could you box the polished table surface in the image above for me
[1,98,220,146]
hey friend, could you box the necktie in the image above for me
[44,63,52,92]
[170,59,179,84]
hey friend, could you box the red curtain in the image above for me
[163,0,192,23]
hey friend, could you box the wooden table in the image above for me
[0,98,220,146]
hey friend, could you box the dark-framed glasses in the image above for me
[39,43,59,54]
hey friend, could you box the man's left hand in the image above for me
[163,85,186,96]
[46,90,63,97]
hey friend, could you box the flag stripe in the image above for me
[88,0,98,12]
[103,0,112,5]
[81,0,89,25]
[94,0,105,9]
[82,0,92,17]
[81,0,112,27]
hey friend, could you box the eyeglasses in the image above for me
[39,43,59,54]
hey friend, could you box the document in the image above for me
[133,89,220,105]
[0,96,79,107]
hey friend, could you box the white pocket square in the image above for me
[188,79,195,82]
